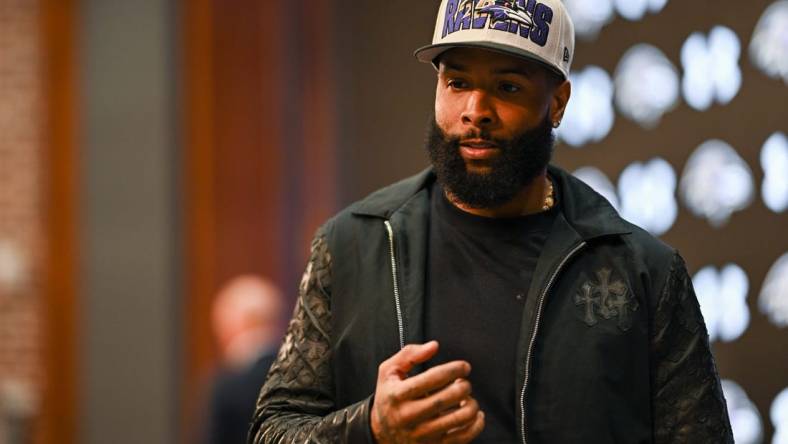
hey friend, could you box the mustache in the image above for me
[447,130,508,148]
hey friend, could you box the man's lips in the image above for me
[459,139,499,160]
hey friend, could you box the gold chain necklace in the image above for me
[541,176,555,212]
[444,176,555,214]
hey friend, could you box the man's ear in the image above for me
[550,79,571,125]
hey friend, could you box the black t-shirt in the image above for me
[425,180,557,442]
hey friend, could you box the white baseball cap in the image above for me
[415,0,576,79]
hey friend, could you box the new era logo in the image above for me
[563,47,570,62]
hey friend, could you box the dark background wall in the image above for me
[333,0,439,203]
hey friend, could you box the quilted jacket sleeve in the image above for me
[651,252,734,443]
[247,232,375,444]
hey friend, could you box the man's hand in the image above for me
[370,341,485,444]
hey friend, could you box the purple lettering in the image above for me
[525,0,536,15]
[442,0,459,37]
[530,3,553,46]
[472,0,488,28]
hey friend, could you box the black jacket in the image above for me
[249,166,733,444]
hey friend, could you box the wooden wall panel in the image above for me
[181,0,301,440]
[40,0,79,442]
[181,0,217,439]
[211,1,285,288]
[297,0,338,263]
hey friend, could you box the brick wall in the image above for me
[0,0,43,441]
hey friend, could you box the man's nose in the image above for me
[461,90,497,128]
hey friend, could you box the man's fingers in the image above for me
[379,341,440,378]
[401,379,472,425]
[442,410,485,444]
[392,360,470,401]
[409,397,481,441]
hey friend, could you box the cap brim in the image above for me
[414,41,566,79]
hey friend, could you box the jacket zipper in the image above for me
[520,241,587,444]
[384,220,406,350]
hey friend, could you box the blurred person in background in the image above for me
[248,0,733,443]
[205,275,283,444]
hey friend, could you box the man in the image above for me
[249,0,734,442]
[205,275,283,444]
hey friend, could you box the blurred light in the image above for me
[772,387,788,444]
[557,66,615,147]
[681,26,742,111]
[750,0,788,83]
[0,380,36,422]
[722,380,764,444]
[680,139,754,227]
[759,252,788,328]
[618,158,677,235]
[649,0,669,12]
[615,44,680,128]
[564,0,669,39]
[563,0,615,39]
[0,240,26,294]
[613,0,669,21]
[573,166,620,211]
[693,264,750,342]
[761,132,788,213]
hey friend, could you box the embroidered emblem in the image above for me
[478,0,534,27]
[574,268,639,331]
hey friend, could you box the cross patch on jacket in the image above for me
[575,268,639,331]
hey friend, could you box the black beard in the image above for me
[425,115,555,209]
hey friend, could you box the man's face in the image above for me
[427,47,569,208]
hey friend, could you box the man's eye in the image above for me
[448,79,468,89]
[500,83,521,93]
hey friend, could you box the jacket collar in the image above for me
[547,165,632,240]
[350,168,434,219]
[350,165,632,241]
